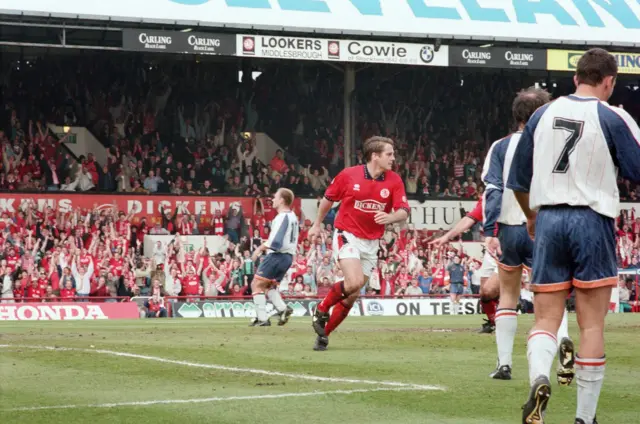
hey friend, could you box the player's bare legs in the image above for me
[314,258,365,326]
[573,286,611,424]
[479,274,499,333]
[267,282,293,326]
[250,277,273,326]
[522,290,567,424]
[490,266,522,380]
[312,258,366,350]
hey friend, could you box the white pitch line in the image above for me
[0,344,444,391]
[3,387,425,412]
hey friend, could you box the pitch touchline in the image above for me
[3,388,425,412]
[0,344,444,391]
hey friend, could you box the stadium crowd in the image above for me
[0,56,639,311]
[0,194,483,305]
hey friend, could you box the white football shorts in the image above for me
[332,229,378,277]
[478,251,498,278]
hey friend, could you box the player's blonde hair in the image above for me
[277,188,295,207]
[363,136,394,162]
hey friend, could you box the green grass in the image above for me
[1,314,639,424]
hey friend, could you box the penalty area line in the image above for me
[0,344,444,391]
[3,387,426,412]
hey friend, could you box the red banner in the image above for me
[0,193,301,225]
[0,302,140,321]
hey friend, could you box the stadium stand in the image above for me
[0,57,639,310]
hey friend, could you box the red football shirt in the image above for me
[466,197,483,222]
[324,165,409,240]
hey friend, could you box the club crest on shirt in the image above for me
[354,200,385,213]
[380,188,390,199]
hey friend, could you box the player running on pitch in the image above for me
[482,88,574,384]
[307,136,409,351]
[429,197,501,334]
[508,48,640,424]
[249,188,298,327]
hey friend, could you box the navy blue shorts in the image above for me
[255,253,293,284]
[450,283,464,295]
[497,224,533,270]
[531,205,617,292]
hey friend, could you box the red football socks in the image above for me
[482,297,498,325]
[325,301,352,336]
[318,282,346,313]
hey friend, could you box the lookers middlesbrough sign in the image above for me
[237,35,448,67]
[2,0,640,46]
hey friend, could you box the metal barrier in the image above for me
[3,296,131,303]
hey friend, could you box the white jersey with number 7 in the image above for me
[507,95,640,219]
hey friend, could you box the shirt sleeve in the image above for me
[324,170,348,202]
[507,105,548,193]
[466,198,483,222]
[482,139,504,235]
[267,214,289,251]
[598,103,640,182]
[391,174,410,214]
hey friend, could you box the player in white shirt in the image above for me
[508,49,640,424]
[250,188,299,327]
[482,88,574,385]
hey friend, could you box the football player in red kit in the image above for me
[430,196,501,333]
[307,136,409,351]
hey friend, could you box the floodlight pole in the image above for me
[343,63,356,168]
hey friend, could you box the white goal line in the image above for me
[0,344,444,391]
[4,387,426,412]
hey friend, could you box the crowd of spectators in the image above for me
[1,55,639,313]
[0,195,485,306]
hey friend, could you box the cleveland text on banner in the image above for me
[3,0,640,46]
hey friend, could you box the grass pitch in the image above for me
[1,314,639,424]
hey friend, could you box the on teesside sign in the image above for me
[2,0,640,46]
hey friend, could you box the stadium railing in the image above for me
[8,296,131,302]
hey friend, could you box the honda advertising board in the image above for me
[123,29,236,55]
[449,46,547,70]
[0,303,140,321]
